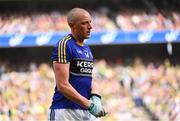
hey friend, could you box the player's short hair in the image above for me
[67,8,89,25]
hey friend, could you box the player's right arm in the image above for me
[53,62,91,109]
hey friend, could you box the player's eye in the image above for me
[81,22,87,25]
[81,20,91,25]
[81,22,86,25]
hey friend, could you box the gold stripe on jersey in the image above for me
[58,35,71,63]
[60,38,64,63]
[58,38,64,62]
[62,35,71,63]
[63,38,69,63]
[61,35,69,63]
[58,39,61,62]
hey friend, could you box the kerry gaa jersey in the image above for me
[50,34,94,110]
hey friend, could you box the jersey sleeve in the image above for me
[51,38,72,64]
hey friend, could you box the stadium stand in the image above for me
[0,11,179,34]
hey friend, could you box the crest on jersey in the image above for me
[84,50,90,58]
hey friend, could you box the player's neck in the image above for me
[76,41,84,46]
[71,33,84,46]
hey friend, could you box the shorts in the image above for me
[48,109,98,121]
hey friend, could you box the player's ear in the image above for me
[69,23,74,28]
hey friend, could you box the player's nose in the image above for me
[87,22,92,30]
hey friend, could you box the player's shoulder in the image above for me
[53,34,74,50]
[58,34,74,45]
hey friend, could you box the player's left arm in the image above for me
[90,79,107,117]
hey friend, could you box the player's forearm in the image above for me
[57,83,91,109]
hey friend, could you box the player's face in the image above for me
[74,12,92,40]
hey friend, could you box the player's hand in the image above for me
[90,94,102,108]
[88,93,107,117]
[88,102,106,117]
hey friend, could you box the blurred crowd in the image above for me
[94,58,180,121]
[115,12,180,31]
[0,62,54,121]
[0,11,180,34]
[0,58,179,121]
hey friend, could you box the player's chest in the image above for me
[72,47,93,60]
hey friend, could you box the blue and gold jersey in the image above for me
[50,34,94,110]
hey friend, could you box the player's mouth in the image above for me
[87,31,91,35]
